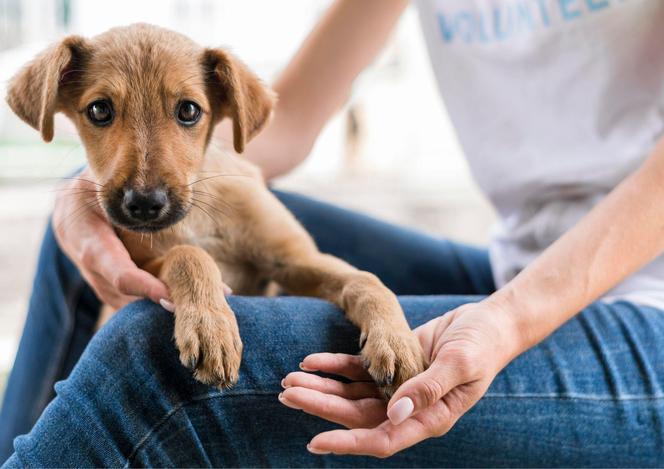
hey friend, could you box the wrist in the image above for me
[479,290,533,365]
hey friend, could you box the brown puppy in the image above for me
[6,23,426,397]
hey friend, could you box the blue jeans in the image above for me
[1,191,664,467]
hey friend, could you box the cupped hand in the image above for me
[52,169,170,309]
[279,301,521,457]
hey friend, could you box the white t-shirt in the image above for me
[415,0,664,308]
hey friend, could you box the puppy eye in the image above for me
[176,101,201,126]
[87,100,114,127]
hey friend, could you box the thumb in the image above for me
[83,224,169,303]
[114,267,170,304]
[386,361,455,425]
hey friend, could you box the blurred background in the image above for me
[0,0,495,398]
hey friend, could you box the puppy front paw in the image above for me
[360,324,427,399]
[173,302,243,389]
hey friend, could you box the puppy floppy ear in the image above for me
[204,49,276,153]
[6,35,89,142]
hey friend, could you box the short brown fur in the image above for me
[6,23,426,396]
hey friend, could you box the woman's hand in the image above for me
[52,169,170,309]
[279,301,521,457]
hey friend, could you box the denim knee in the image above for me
[58,299,203,404]
[81,296,361,397]
[8,300,194,467]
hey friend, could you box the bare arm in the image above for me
[490,135,664,354]
[387,134,664,443]
[217,0,410,179]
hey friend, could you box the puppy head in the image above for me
[6,23,275,232]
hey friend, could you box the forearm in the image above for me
[487,136,664,358]
[219,0,409,179]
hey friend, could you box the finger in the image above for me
[82,232,169,303]
[307,409,439,457]
[279,386,386,429]
[112,268,170,304]
[106,294,141,311]
[300,353,372,381]
[386,361,458,425]
[282,372,381,399]
[88,272,140,309]
[85,245,167,305]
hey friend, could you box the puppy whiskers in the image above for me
[55,195,103,234]
[186,173,253,187]
[190,197,231,220]
[190,201,217,225]
[192,193,234,216]
[60,176,105,188]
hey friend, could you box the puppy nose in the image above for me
[122,188,168,222]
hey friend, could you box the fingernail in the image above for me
[159,299,175,312]
[299,362,315,371]
[387,397,414,425]
[278,392,301,410]
[223,284,233,296]
[307,444,330,455]
[281,379,289,389]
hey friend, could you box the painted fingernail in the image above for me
[278,392,301,410]
[307,444,330,455]
[159,299,175,313]
[359,332,367,350]
[223,284,233,296]
[387,397,414,425]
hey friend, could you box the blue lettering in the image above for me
[559,0,582,20]
[493,6,513,40]
[437,11,479,44]
[437,13,455,42]
[535,0,551,26]
[477,12,490,43]
[455,12,477,43]
[434,0,616,45]
[515,1,535,33]
[586,0,609,11]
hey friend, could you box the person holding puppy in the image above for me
[2,0,664,466]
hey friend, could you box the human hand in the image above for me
[279,301,521,457]
[52,169,170,309]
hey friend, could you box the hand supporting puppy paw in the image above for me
[280,301,521,458]
[360,322,427,399]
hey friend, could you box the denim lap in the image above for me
[6,297,664,467]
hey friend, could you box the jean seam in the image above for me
[124,390,278,467]
[484,393,664,401]
[124,388,664,466]
[34,221,87,422]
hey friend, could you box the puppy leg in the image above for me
[158,245,242,388]
[235,188,426,397]
[268,253,427,398]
